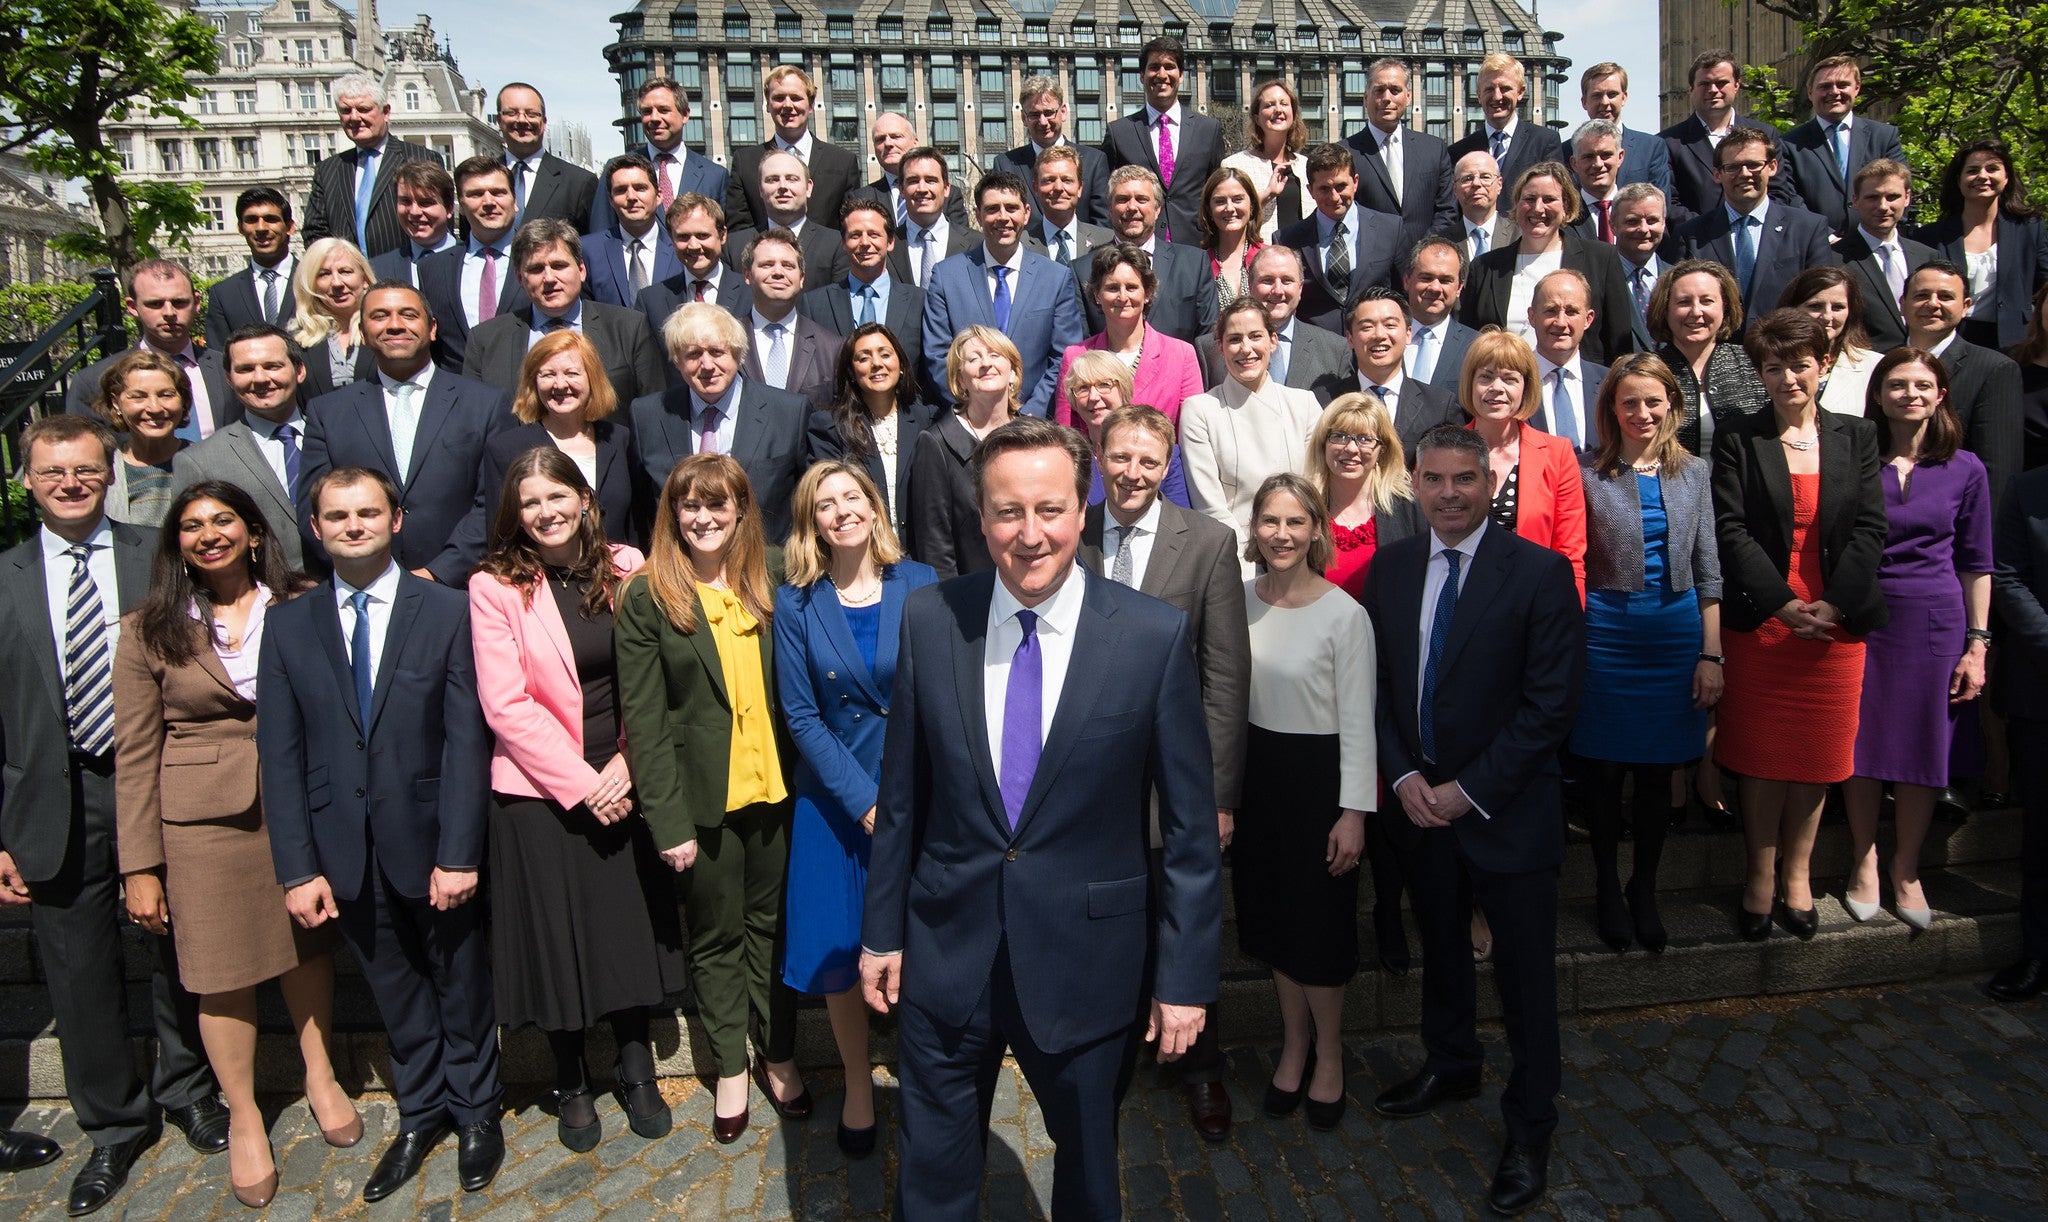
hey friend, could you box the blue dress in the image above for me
[1571,473,1707,764]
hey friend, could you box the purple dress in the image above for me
[1852,452,1994,786]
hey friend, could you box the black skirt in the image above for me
[1230,724,1360,987]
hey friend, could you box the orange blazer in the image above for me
[469,544,646,805]
[1485,422,1588,604]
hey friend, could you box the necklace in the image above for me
[838,575,881,605]
[1781,436,1816,451]
[1630,461,1661,474]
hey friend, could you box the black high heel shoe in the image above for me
[1626,877,1667,954]
[1262,1048,1313,1117]
[1775,898,1818,941]
[1736,904,1772,942]
[1595,882,1632,954]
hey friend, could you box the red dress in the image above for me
[1717,474,1865,783]
[1326,516,1379,600]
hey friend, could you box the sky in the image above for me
[407,1,1665,156]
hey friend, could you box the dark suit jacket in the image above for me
[204,264,299,350]
[1710,407,1888,633]
[1449,122,1565,203]
[478,418,637,548]
[301,338,378,402]
[727,138,861,234]
[1361,521,1584,875]
[587,144,730,235]
[582,227,685,309]
[1834,230,1937,352]
[1565,126,1675,198]
[1277,209,1406,334]
[862,568,1221,1050]
[1531,359,1608,449]
[624,380,810,541]
[0,521,151,882]
[300,371,517,584]
[1039,220,1115,267]
[461,302,664,406]
[998,141,1111,227]
[1781,116,1906,235]
[804,401,939,546]
[1071,239,1219,345]
[301,137,439,257]
[514,152,599,231]
[1100,107,1227,247]
[905,411,987,579]
[1412,318,1482,393]
[1674,202,1840,323]
[798,278,926,385]
[1458,231,1641,364]
[1940,337,2026,513]
[1992,466,2048,720]
[1081,501,1249,808]
[739,310,838,411]
[257,572,490,900]
[1656,114,1796,222]
[64,347,237,439]
[921,245,1088,418]
[725,221,850,293]
[1317,372,1466,463]
[418,245,530,370]
[1919,213,2048,351]
[852,173,971,230]
[1202,318,1351,396]
[887,217,981,287]
[170,419,309,571]
[1345,125,1458,250]
[635,268,750,348]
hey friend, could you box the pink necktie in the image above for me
[657,153,676,211]
[697,404,719,455]
[1156,113,1176,242]
[478,247,499,323]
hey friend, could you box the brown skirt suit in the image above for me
[113,609,332,994]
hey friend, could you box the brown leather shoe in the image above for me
[1183,1080,1231,1142]
[712,1109,748,1144]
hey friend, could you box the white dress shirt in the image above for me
[1534,354,1589,449]
[1356,367,1408,415]
[687,262,731,302]
[1506,246,1564,347]
[1144,102,1185,164]
[1399,519,1490,818]
[458,235,514,329]
[906,216,952,287]
[1100,495,1164,588]
[1855,224,1909,306]
[775,130,815,164]
[377,360,436,480]
[336,560,402,683]
[41,520,120,684]
[984,564,1087,777]
[242,409,305,492]
[981,242,1025,305]
[251,254,296,310]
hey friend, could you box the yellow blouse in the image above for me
[697,583,787,811]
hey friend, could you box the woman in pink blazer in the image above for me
[469,446,686,1153]
[1051,243,1206,430]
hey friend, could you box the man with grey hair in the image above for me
[999,77,1110,226]
[1344,58,1457,249]
[1195,246,1350,393]
[1611,183,1675,351]
[1568,119,1628,245]
[302,72,438,257]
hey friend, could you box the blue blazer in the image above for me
[861,569,1222,1052]
[300,371,517,584]
[418,245,529,370]
[920,246,1087,419]
[586,145,729,236]
[1780,115,1906,236]
[1919,212,2048,351]
[773,562,940,823]
[1674,202,1840,325]
[257,573,491,902]
[582,227,685,308]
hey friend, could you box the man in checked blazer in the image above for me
[300,73,439,259]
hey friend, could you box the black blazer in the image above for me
[905,411,990,579]
[1448,122,1564,203]
[803,400,939,546]
[300,137,439,257]
[418,245,531,370]
[797,278,927,386]
[1069,240,1219,345]
[1673,202,1840,323]
[1317,373,1465,464]
[623,379,810,542]
[461,302,665,407]
[515,152,599,231]
[635,268,751,362]
[852,173,971,229]
[1710,408,1888,634]
[1361,521,1584,874]
[738,310,840,412]
[204,264,299,350]
[1939,337,2026,513]
[1458,230,1641,364]
[0,521,151,882]
[726,139,862,234]
[1099,107,1227,247]
[1992,466,2048,720]
[723,220,851,293]
[300,371,518,584]
[1918,212,2048,351]
[300,335,379,402]
[1780,116,1906,235]
[1833,229,1938,352]
[885,217,981,287]
[1275,208,1407,333]
[997,141,1110,227]
[1655,114,1797,222]
[478,418,638,548]
[1345,125,1459,251]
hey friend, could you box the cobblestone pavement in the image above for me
[2,976,2044,1220]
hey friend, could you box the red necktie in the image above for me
[1595,199,1613,244]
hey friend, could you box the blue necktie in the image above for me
[1421,550,1461,763]
[353,146,379,249]
[1471,225,1488,257]
[348,590,373,728]
[276,423,301,497]
[999,610,1041,829]
[992,265,1012,331]
[856,282,876,327]
[1830,123,1849,183]
[1734,215,1758,303]
[1550,370,1580,449]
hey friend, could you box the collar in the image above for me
[1487,116,1518,140]
[1698,113,1735,139]
[1032,137,1068,154]
[990,556,1088,635]
[1370,367,1407,396]
[1725,198,1770,227]
[1371,121,1401,149]
[1106,489,1166,535]
[251,253,294,279]
[1536,353,1580,382]
[981,243,1025,275]
[142,340,199,365]
[536,299,583,330]
[1855,225,1897,253]
[1465,211,1496,234]
[1429,517,1489,563]
[1041,219,1076,244]
[909,214,947,241]
[691,377,741,419]
[850,269,894,295]
[1415,315,1451,339]
[1623,252,1659,275]
[507,151,542,172]
[1145,101,1184,129]
[467,234,512,257]
[647,141,683,162]
[1317,205,1359,239]
[1926,331,1959,360]
[691,263,724,290]
[1829,114,1853,133]
[40,517,113,562]
[377,361,436,396]
[619,221,659,247]
[750,305,797,331]
[336,560,402,610]
[242,409,303,440]
[356,139,388,159]
[776,130,814,159]
[418,232,458,256]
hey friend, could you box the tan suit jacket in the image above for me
[112,615,260,874]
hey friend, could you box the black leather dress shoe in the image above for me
[0,1127,60,1172]
[1488,1140,1551,1215]
[1183,1080,1231,1142]
[163,1096,230,1154]
[361,1125,447,1203]
[456,1119,504,1192]
[1987,958,2048,1002]
[1373,1071,1482,1118]
[66,1135,147,1217]
[1775,900,1819,941]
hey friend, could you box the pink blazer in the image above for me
[470,544,646,805]
[1051,324,1207,431]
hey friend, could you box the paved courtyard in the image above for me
[1,976,2043,1219]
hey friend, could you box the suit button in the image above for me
[355,787,366,797]
[852,713,861,721]
[839,695,849,704]
[355,740,365,750]
[1004,849,1019,862]
[827,671,837,680]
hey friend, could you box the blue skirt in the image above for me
[1571,581,1707,765]
[780,787,872,995]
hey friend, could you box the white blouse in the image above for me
[1244,582,1379,811]
[1505,247,1565,347]
[1964,246,1998,319]
[1179,376,1325,574]
[1819,345,1880,417]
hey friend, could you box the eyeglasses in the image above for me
[1327,433,1381,451]
[29,465,111,485]
[1718,160,1772,177]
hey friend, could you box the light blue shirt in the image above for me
[848,270,895,322]
[527,299,584,348]
[689,377,742,454]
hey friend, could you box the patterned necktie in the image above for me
[389,381,419,479]
[1110,525,1140,586]
[1421,550,1461,762]
[1595,199,1613,244]
[1631,263,1652,318]
[697,403,720,454]
[918,228,936,287]
[1830,123,1850,182]
[763,322,790,389]
[999,609,1042,829]
[64,545,114,756]
[276,422,301,497]
[348,589,373,728]
[692,277,710,303]
[1326,218,1352,301]
[1055,229,1072,265]
[1155,113,1176,242]
[478,246,500,323]
[260,268,280,324]
[992,266,1012,331]
[1490,128,1507,165]
[629,238,650,293]
[353,146,379,249]
[1734,215,1758,302]
[657,152,677,211]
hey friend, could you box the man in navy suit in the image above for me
[367,161,460,288]
[205,188,299,349]
[721,150,849,291]
[1658,51,1796,221]
[922,170,1087,418]
[634,193,750,349]
[1002,77,1110,227]
[1098,35,1225,246]
[1362,424,1583,1216]
[1527,271,1610,452]
[1345,59,1458,250]
[726,64,861,234]
[258,466,499,1203]
[589,78,729,235]
[1674,128,1839,324]
[1030,146,1116,267]
[1569,63,1674,200]
[1448,55,1564,202]
[1568,121,1632,246]
[583,155,683,308]
[1612,185,1677,355]
[1320,286,1466,457]
[889,146,981,290]
[418,157,527,369]
[461,220,665,405]
[735,228,839,410]
[1071,166,1218,344]
[300,282,516,584]
[798,195,927,383]
[1278,144,1406,334]
[495,83,598,231]
[1836,160,1937,352]
[1403,236,1482,392]
[1781,56,1907,236]
[861,416,1222,1219]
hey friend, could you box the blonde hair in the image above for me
[945,325,1023,417]
[1459,328,1542,422]
[1064,349,1134,425]
[783,460,904,588]
[96,350,192,432]
[1307,394,1412,513]
[637,454,774,634]
[513,330,619,425]
[1478,53,1525,85]
[289,237,373,347]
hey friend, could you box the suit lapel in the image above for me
[729,383,774,466]
[948,576,1007,835]
[1358,136,1397,199]
[1679,119,1715,179]
[681,594,732,709]
[1138,506,1190,597]
[1440,527,1512,673]
[312,588,361,732]
[353,385,404,482]
[404,379,459,486]
[7,548,65,722]
[193,639,240,698]
[534,575,577,678]
[814,585,885,705]
[367,580,422,731]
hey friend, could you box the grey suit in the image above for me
[461,302,665,406]
[1581,451,1722,596]
[740,310,839,412]
[170,419,309,572]
[1411,318,1482,393]
[1199,318,1350,397]
[1035,220,1115,267]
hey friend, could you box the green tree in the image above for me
[1738,0,2048,210]
[0,0,221,273]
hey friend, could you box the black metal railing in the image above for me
[0,269,128,544]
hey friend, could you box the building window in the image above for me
[198,90,219,115]
[293,0,310,20]
[305,133,326,166]
[1463,29,1483,51]
[1119,67,1141,100]
[1208,23,1230,49]
[978,63,1005,97]
[1074,103,1103,144]
[1026,20,1047,45]
[829,59,859,95]
[1426,72,1449,101]
[113,136,133,171]
[157,140,183,172]
[829,16,852,42]
[980,117,1007,147]
[879,56,908,95]
[295,39,313,64]
[673,57,700,92]
[1298,26,1318,48]
[929,62,958,95]
[1211,59,1238,106]
[320,38,331,59]
[194,139,222,171]
[233,41,250,68]
[930,117,959,145]
[201,195,225,231]
[726,53,755,92]
[878,16,901,42]
[1072,60,1101,95]
[725,12,750,40]
[730,115,759,144]
[670,12,697,38]
[929,17,952,42]
[978,19,1001,44]
[684,116,705,146]
[1119,21,1141,46]
[778,16,802,41]
[297,81,316,109]
[831,110,859,144]
[1343,63,1369,98]
[1340,27,1362,49]
[1253,24,1275,47]
[233,137,260,170]
[1505,31,1524,53]
[246,16,261,33]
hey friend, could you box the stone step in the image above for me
[0,859,2020,1098]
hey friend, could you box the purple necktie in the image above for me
[999,609,1042,830]
[1155,114,1176,243]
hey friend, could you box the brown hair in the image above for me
[96,350,192,431]
[969,416,1093,510]
[1097,403,1176,457]
[1742,308,1831,371]
[1245,79,1309,156]
[21,413,116,467]
[1777,264,1874,359]
[133,480,311,667]
[1197,167,1264,250]
[638,453,774,634]
[783,460,905,588]
[1648,259,1743,346]
[1243,472,1334,574]
[1590,353,1690,477]
[476,446,622,621]
[1865,348,1962,464]
[1511,161,1584,227]
[1458,327,1542,422]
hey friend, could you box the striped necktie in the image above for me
[64,544,115,756]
